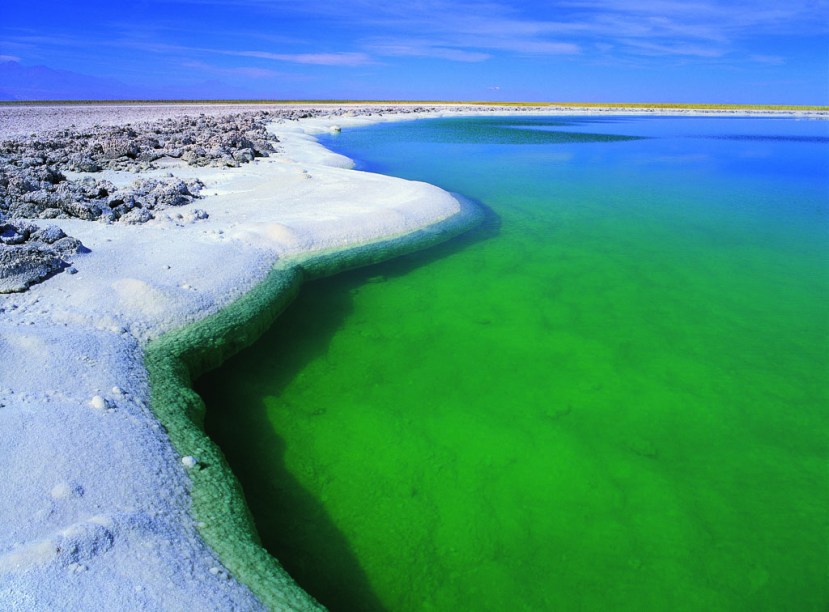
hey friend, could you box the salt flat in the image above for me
[0,103,824,610]
[0,106,465,610]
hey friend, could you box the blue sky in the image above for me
[1,0,827,103]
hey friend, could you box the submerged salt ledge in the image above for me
[2,104,826,609]
[0,110,463,610]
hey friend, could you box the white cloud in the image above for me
[621,40,726,59]
[479,39,580,55]
[558,0,829,38]
[230,51,373,66]
[348,0,827,61]
[370,43,490,62]
[181,60,285,79]
[7,0,825,73]
[0,55,21,62]
[160,1,583,61]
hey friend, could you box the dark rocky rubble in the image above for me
[2,111,279,174]
[0,216,86,293]
[0,111,284,226]
[1,109,287,292]
[0,105,451,292]
[0,162,206,223]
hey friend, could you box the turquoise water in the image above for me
[197,116,829,611]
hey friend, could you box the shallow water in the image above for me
[197,116,829,611]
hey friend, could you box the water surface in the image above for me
[198,116,828,611]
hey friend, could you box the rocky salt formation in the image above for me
[0,164,205,224]
[0,105,469,293]
[2,111,278,173]
[0,104,449,141]
[0,111,280,225]
[0,111,285,291]
[0,216,86,292]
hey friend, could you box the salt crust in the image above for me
[1,105,825,610]
[0,108,466,610]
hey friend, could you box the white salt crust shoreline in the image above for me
[0,109,467,611]
[1,105,827,611]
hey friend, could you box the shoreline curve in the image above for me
[2,104,825,609]
[145,195,483,609]
[0,106,483,611]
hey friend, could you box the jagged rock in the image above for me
[62,200,102,221]
[120,208,154,224]
[0,161,204,224]
[0,220,34,245]
[0,112,280,224]
[51,235,85,256]
[32,224,67,244]
[101,139,139,160]
[0,111,280,174]
[68,153,101,172]
[0,221,86,292]
[233,148,255,164]
[0,245,66,293]
[130,177,200,209]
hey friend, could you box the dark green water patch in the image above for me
[198,116,829,611]
[195,216,498,611]
[355,115,645,146]
[146,196,483,610]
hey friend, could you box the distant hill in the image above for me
[0,62,258,101]
[0,62,143,100]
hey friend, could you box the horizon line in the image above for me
[1,100,827,111]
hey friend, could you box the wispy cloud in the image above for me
[621,40,726,59]
[228,50,373,66]
[370,43,490,62]
[0,54,21,62]
[165,0,824,65]
[303,0,825,62]
[29,34,373,69]
[477,38,581,55]
[3,0,825,85]
[145,0,584,61]
[1,33,100,49]
[14,0,818,70]
[181,60,285,79]
[557,0,829,40]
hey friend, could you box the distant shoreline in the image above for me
[2,102,826,142]
[1,100,827,112]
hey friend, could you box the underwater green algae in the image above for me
[145,203,482,610]
[197,116,829,611]
[146,266,317,610]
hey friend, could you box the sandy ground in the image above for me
[1,103,826,610]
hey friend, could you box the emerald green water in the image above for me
[197,116,829,611]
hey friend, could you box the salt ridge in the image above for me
[0,110,464,610]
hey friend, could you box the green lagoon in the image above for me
[197,116,829,611]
